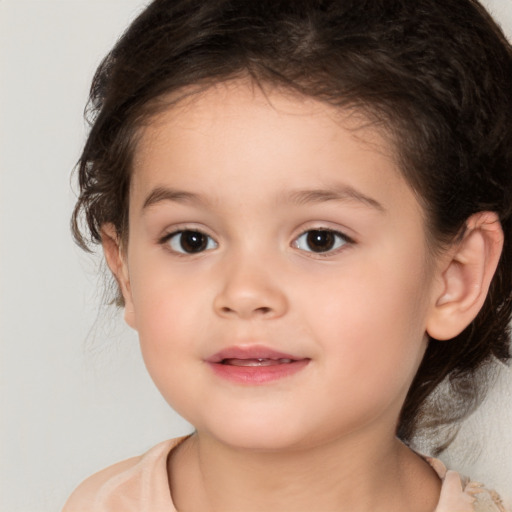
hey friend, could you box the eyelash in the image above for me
[159,229,218,255]
[293,229,353,256]
[159,228,354,256]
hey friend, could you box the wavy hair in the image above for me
[72,0,512,449]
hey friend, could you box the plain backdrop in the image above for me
[0,1,511,511]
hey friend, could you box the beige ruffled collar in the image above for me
[425,456,508,512]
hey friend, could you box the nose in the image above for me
[213,257,288,320]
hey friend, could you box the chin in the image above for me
[195,413,320,453]
[212,430,305,452]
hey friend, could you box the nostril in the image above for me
[218,304,274,317]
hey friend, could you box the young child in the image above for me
[64,0,512,510]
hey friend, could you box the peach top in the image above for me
[62,437,509,512]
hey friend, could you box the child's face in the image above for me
[118,81,444,450]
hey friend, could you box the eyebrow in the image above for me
[142,184,385,212]
[142,187,206,210]
[286,186,385,212]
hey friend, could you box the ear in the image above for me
[101,223,136,329]
[426,212,503,341]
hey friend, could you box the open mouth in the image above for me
[207,346,309,384]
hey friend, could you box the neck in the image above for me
[168,429,441,512]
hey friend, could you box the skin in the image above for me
[103,80,503,511]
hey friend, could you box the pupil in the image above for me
[307,230,335,252]
[181,231,207,253]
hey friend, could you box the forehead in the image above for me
[131,80,417,216]
[137,80,394,155]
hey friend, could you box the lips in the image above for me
[222,358,294,367]
[206,346,309,384]
[207,346,301,363]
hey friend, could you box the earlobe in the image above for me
[100,224,137,329]
[426,212,503,341]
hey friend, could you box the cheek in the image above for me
[131,282,205,411]
[134,285,199,346]
[128,254,206,358]
[304,249,431,380]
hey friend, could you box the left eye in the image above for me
[294,229,349,253]
[166,230,218,254]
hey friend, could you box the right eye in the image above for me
[293,229,350,254]
[165,230,218,254]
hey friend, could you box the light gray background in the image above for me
[1,1,511,511]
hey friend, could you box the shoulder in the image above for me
[426,457,510,512]
[62,437,187,512]
[62,456,141,512]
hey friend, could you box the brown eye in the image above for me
[167,230,217,254]
[294,229,349,253]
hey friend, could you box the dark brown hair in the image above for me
[72,0,512,449]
